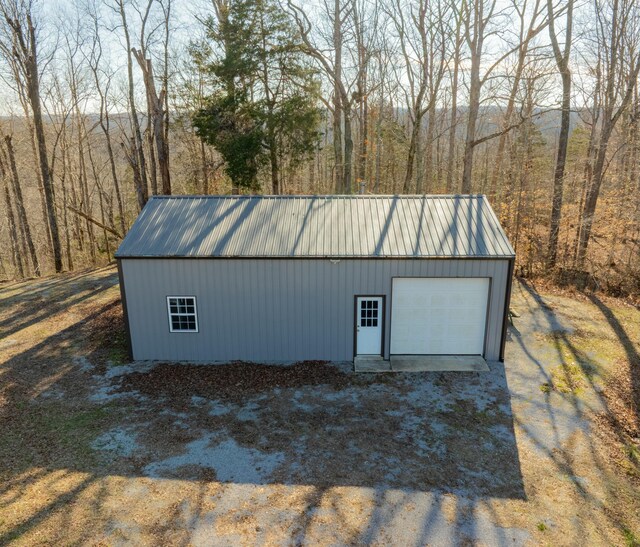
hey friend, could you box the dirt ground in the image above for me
[0,266,639,546]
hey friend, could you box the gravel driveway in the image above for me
[0,267,638,545]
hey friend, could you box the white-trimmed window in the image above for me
[167,296,198,332]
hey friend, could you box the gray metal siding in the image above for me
[116,195,515,259]
[121,258,509,362]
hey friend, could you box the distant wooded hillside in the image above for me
[0,0,638,298]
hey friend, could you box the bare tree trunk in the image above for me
[88,7,126,235]
[461,0,487,193]
[374,89,383,193]
[308,152,315,192]
[97,183,111,258]
[103,112,126,235]
[403,113,423,193]
[74,108,97,265]
[200,140,209,194]
[343,105,353,193]
[0,156,23,278]
[513,93,534,253]
[461,38,481,194]
[488,2,543,201]
[577,124,612,265]
[119,1,148,209]
[436,109,444,190]
[576,0,640,266]
[65,204,123,239]
[573,78,601,263]
[415,124,425,194]
[3,135,40,275]
[446,22,462,193]
[288,0,357,193]
[357,91,368,191]
[488,62,525,200]
[24,116,52,249]
[86,125,117,240]
[60,134,73,270]
[422,105,435,193]
[162,0,172,187]
[546,0,573,268]
[389,0,439,194]
[69,142,84,254]
[147,126,158,195]
[355,12,368,192]
[22,12,63,271]
[269,132,280,194]
[333,0,344,192]
[459,1,545,194]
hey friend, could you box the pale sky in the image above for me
[0,0,589,119]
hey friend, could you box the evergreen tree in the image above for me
[193,0,321,193]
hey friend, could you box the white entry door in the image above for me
[356,296,383,355]
[390,278,489,355]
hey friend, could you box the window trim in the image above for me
[353,295,385,358]
[166,296,199,333]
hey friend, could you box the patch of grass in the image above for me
[443,399,497,427]
[543,348,602,395]
[537,329,571,342]
[14,400,28,411]
[38,407,112,454]
[533,321,613,397]
[536,522,547,532]
[50,407,112,434]
[540,327,596,342]
[34,406,115,458]
[107,330,129,365]
[626,444,640,465]
[550,362,586,394]
[0,404,118,472]
[623,526,640,546]
[622,444,640,478]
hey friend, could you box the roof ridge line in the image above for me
[147,194,486,200]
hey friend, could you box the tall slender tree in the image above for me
[546,0,573,268]
[288,0,364,193]
[0,0,63,272]
[112,0,149,210]
[576,0,640,266]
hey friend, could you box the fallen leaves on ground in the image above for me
[119,361,350,402]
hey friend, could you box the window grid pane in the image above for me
[360,299,380,328]
[168,297,197,332]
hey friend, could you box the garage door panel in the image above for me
[390,278,489,355]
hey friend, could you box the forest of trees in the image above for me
[0,0,639,298]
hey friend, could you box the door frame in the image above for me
[353,295,386,357]
[389,276,492,357]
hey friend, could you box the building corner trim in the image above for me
[116,258,134,361]
[499,257,515,362]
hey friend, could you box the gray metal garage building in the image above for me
[115,195,515,364]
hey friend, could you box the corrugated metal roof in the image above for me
[115,195,515,258]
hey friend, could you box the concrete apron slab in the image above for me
[353,355,391,372]
[354,354,489,372]
[390,355,490,372]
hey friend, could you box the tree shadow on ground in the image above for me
[0,266,118,339]
[508,279,639,544]
[0,269,529,544]
[587,293,640,427]
[119,360,525,499]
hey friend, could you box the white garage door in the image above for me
[390,278,489,355]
